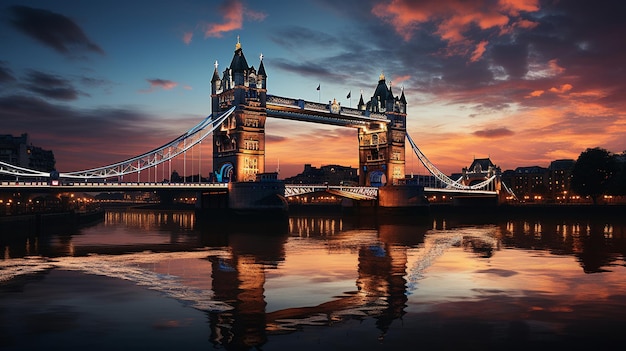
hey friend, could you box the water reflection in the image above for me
[2,209,626,349]
[496,217,626,273]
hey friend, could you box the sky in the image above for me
[1,0,625,178]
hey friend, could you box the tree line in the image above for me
[571,147,626,204]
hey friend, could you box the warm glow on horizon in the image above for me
[2,0,624,179]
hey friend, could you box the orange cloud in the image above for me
[549,84,573,94]
[391,74,411,85]
[204,0,266,38]
[372,0,539,60]
[182,32,193,45]
[526,90,544,98]
[470,40,488,62]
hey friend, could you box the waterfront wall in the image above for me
[378,184,428,208]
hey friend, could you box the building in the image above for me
[509,166,548,201]
[500,159,576,202]
[284,164,358,185]
[0,133,55,172]
[547,159,575,201]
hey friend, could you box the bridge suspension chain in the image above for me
[59,106,236,179]
[0,161,51,178]
[405,132,496,191]
[406,133,469,190]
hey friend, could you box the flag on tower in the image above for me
[347,91,351,99]
[316,84,320,91]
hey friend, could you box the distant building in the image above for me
[0,133,55,172]
[510,166,548,201]
[500,160,576,202]
[547,159,575,200]
[284,164,358,185]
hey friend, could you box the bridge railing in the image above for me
[284,185,378,200]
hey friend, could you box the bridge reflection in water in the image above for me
[2,209,626,349]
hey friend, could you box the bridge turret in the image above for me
[357,90,365,110]
[398,88,407,114]
[370,71,389,113]
[230,37,249,87]
[211,61,222,111]
[258,55,267,90]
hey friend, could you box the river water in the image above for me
[1,207,626,350]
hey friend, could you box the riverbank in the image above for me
[429,203,626,220]
[0,209,105,235]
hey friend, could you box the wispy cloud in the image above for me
[203,0,267,38]
[182,32,193,45]
[23,70,85,101]
[139,79,178,93]
[0,62,17,84]
[473,127,514,138]
[8,5,105,57]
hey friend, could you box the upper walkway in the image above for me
[265,95,390,128]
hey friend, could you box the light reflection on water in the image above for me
[1,209,626,350]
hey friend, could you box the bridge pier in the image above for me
[377,184,429,215]
[196,177,287,218]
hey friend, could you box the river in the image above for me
[1,207,626,350]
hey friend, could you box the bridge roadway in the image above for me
[0,181,496,199]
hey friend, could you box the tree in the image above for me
[571,147,619,204]
[609,151,626,196]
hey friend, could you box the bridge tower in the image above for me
[357,73,407,186]
[211,38,267,182]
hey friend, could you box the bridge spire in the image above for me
[258,53,267,77]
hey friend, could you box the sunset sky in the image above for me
[1,0,625,178]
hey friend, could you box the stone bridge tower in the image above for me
[211,38,267,182]
[357,73,407,186]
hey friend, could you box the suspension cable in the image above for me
[58,106,235,179]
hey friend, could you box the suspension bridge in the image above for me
[0,38,515,209]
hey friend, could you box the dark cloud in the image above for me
[490,43,528,79]
[8,5,105,57]
[0,62,17,84]
[271,58,349,81]
[23,70,84,101]
[266,135,287,143]
[473,127,514,138]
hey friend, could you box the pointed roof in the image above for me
[258,58,266,76]
[468,158,496,173]
[229,36,249,73]
[400,87,407,104]
[373,71,389,102]
[211,60,220,82]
